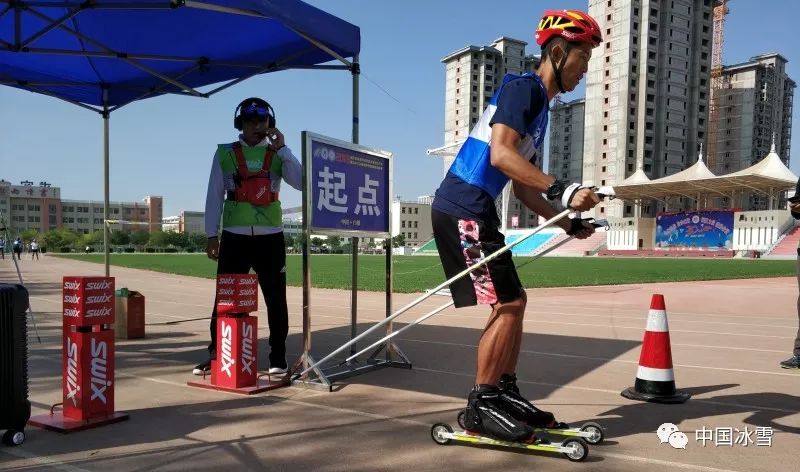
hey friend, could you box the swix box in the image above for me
[216,274,258,315]
[62,328,115,421]
[63,276,115,327]
[211,315,258,388]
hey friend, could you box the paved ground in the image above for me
[1,254,798,472]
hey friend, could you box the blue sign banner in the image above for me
[306,133,391,235]
[655,210,734,250]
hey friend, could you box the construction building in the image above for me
[583,0,714,218]
[711,54,795,173]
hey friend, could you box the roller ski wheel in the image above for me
[536,421,604,445]
[2,429,25,446]
[579,422,604,445]
[431,423,453,445]
[456,410,466,429]
[561,438,589,462]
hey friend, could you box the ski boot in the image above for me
[457,374,604,444]
[498,373,564,428]
[462,384,536,443]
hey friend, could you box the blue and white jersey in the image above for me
[433,73,549,224]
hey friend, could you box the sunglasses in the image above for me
[242,103,269,117]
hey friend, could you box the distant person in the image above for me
[12,237,22,260]
[30,239,40,260]
[783,182,800,369]
[194,97,302,377]
[0,238,5,259]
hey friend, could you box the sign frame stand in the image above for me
[294,127,410,392]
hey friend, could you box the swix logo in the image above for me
[64,295,81,304]
[238,288,257,297]
[220,322,235,377]
[218,277,235,285]
[239,299,256,307]
[64,281,81,290]
[86,307,112,318]
[86,294,112,304]
[240,278,258,286]
[90,338,112,404]
[65,338,80,406]
[64,308,82,318]
[256,187,267,199]
[241,323,255,375]
[86,280,113,290]
[217,299,234,306]
[218,288,235,296]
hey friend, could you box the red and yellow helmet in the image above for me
[535,9,603,48]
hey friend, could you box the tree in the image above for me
[327,235,342,250]
[41,228,78,252]
[130,230,150,247]
[311,237,325,248]
[110,230,130,245]
[188,233,208,252]
[81,230,103,248]
[148,230,170,247]
[391,234,406,248]
[20,229,39,244]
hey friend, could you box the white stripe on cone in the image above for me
[645,309,669,332]
[636,365,675,382]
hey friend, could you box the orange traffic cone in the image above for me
[621,294,690,404]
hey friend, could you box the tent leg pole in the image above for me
[103,97,111,277]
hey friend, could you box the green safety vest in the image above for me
[216,142,283,228]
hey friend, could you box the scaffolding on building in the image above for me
[707,0,730,172]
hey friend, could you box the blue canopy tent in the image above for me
[0,0,361,275]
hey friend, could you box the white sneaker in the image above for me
[268,366,288,375]
[192,359,211,376]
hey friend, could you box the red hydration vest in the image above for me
[229,142,279,206]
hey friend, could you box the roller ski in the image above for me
[456,375,604,445]
[431,385,589,462]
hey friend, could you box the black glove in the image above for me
[566,217,592,236]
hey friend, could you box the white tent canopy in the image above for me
[614,140,797,204]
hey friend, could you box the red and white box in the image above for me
[63,276,115,327]
[211,315,258,388]
[62,329,116,421]
[216,274,258,315]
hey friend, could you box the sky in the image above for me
[0,0,798,217]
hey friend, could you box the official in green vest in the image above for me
[194,97,302,376]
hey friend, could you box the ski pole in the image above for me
[343,224,606,363]
[296,208,571,379]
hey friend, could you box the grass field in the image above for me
[52,253,795,293]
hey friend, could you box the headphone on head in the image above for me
[233,97,276,130]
